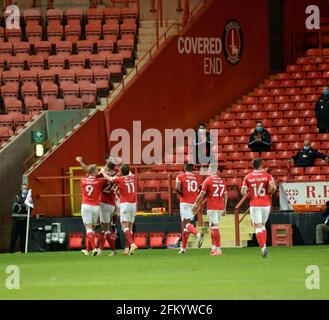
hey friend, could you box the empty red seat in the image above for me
[13,42,30,60]
[290,95,305,103]
[242,152,259,161]
[249,104,262,112]
[299,110,313,118]
[283,134,299,142]
[302,64,317,72]
[261,152,276,160]
[272,118,288,127]
[25,96,43,114]
[38,69,56,83]
[0,27,4,42]
[93,68,110,95]
[274,96,289,104]
[285,87,301,96]
[48,55,65,73]
[289,118,304,126]
[86,23,102,41]
[311,78,324,87]
[47,98,65,111]
[227,152,243,161]
[292,126,309,134]
[3,97,22,114]
[242,96,258,104]
[290,167,304,176]
[317,133,329,141]
[322,141,329,150]
[1,84,19,99]
[165,233,181,247]
[104,7,121,23]
[87,7,104,24]
[296,57,310,64]
[103,22,119,41]
[0,42,13,58]
[68,232,83,250]
[58,69,76,85]
[69,55,85,71]
[133,233,148,248]
[288,142,303,151]
[26,24,42,43]
[231,104,246,112]
[230,128,245,136]
[96,39,114,55]
[283,110,299,119]
[240,120,255,128]
[20,70,37,84]
[64,97,83,109]
[65,24,81,43]
[305,167,321,175]
[24,8,41,25]
[89,53,106,70]
[76,69,93,85]
[304,117,317,126]
[21,82,38,100]
[7,56,24,71]
[2,70,19,86]
[5,27,22,43]
[321,166,329,174]
[34,41,52,59]
[66,8,83,24]
[307,48,322,56]
[61,82,79,99]
[28,55,44,71]
[275,142,288,150]
[149,232,164,248]
[80,83,97,107]
[107,53,123,77]
[46,8,63,25]
[54,41,72,57]
[121,7,138,23]
[307,71,321,79]
[276,151,292,159]
[117,39,134,60]
[280,80,295,87]
[306,94,319,102]
[120,22,137,40]
[41,82,58,104]
[263,80,278,88]
[47,24,63,42]
[274,73,290,80]
[295,102,310,110]
[224,120,239,128]
[295,79,310,87]
[77,40,94,58]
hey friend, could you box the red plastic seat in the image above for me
[250,111,266,120]
[1,84,19,99]
[120,22,137,40]
[0,27,4,42]
[87,7,104,24]
[104,7,121,23]
[302,64,317,72]
[41,82,58,104]
[19,70,37,84]
[149,232,165,248]
[0,42,13,58]
[227,152,243,161]
[307,48,322,56]
[275,142,288,150]
[262,103,278,112]
[290,95,305,103]
[58,69,76,85]
[80,83,97,107]
[283,110,299,119]
[261,152,276,160]
[3,97,22,114]
[276,151,292,159]
[24,8,41,25]
[7,56,24,71]
[25,96,43,114]
[68,233,83,250]
[295,102,310,110]
[274,96,289,104]
[77,40,94,58]
[290,167,304,176]
[306,94,319,102]
[13,42,30,60]
[66,8,83,24]
[286,65,300,72]
[299,110,313,118]
[64,97,83,109]
[22,83,38,100]
[242,96,258,104]
[47,24,63,42]
[48,55,65,74]
[311,78,325,87]
[289,118,304,126]
[280,80,295,87]
[93,68,111,94]
[76,69,93,85]
[295,79,310,87]
[121,7,138,23]
[296,57,310,64]
[47,98,65,111]
[107,53,123,77]
[61,82,79,99]
[96,39,114,55]
[274,73,290,80]
[46,8,63,25]
[65,24,81,43]
[321,166,329,174]
[85,23,101,41]
[34,41,52,59]
[5,27,22,43]
[304,117,317,126]
[317,133,329,141]
[2,70,19,86]
[231,104,246,113]
[305,167,321,175]
[133,233,148,248]
[272,118,288,127]
[89,53,106,70]
[278,103,294,111]
[165,233,181,247]
[28,55,44,71]
[242,152,259,160]
[240,119,255,128]
[283,134,299,142]
[307,71,321,79]
[69,55,85,71]
[288,142,303,151]
[267,111,283,119]
[223,144,239,153]
[248,104,262,112]
[103,22,119,42]
[285,87,301,95]
[117,39,134,60]
[230,128,245,136]
[26,24,42,43]
[292,126,309,134]
[224,120,239,128]
[54,41,72,57]
[38,69,56,83]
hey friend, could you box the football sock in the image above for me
[182,229,190,249]
[256,227,265,248]
[212,227,221,248]
[105,231,116,251]
[99,232,106,250]
[86,229,96,250]
[186,223,198,236]
[210,229,216,247]
[262,227,267,246]
[124,228,134,246]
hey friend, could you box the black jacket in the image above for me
[12,193,28,221]
[248,129,272,152]
[315,95,329,129]
[321,208,329,226]
[193,131,214,163]
[292,148,328,167]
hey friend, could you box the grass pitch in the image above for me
[0,246,328,300]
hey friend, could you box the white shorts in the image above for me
[119,203,136,223]
[179,203,194,221]
[81,204,100,225]
[99,202,116,224]
[250,206,271,225]
[207,210,224,225]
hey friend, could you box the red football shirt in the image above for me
[201,175,227,210]
[112,174,136,204]
[242,170,274,207]
[100,182,117,206]
[80,176,106,206]
[176,172,201,204]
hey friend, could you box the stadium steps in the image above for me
[187,214,254,248]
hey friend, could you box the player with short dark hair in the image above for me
[241,158,276,257]
[193,164,227,256]
[102,164,138,256]
[176,163,204,254]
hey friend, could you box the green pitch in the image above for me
[0,246,328,300]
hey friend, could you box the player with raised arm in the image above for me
[193,164,227,256]
[102,164,138,256]
[76,157,106,256]
[176,163,204,254]
[241,158,276,258]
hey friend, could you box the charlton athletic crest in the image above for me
[223,20,243,65]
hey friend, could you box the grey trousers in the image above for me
[316,224,329,244]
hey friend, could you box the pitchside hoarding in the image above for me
[280,181,329,211]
